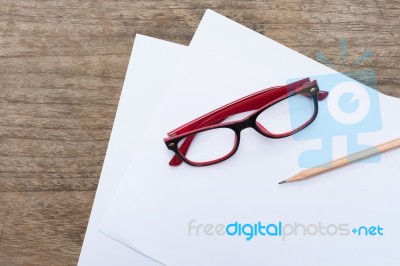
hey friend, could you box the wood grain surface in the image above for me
[0,0,399,265]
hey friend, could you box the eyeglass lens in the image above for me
[255,93,315,135]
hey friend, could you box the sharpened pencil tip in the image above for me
[278,180,286,185]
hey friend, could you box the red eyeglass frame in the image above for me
[164,78,328,167]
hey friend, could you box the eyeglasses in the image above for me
[164,78,328,167]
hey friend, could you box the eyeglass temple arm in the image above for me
[168,78,328,166]
[168,78,313,138]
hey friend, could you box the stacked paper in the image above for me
[79,10,400,266]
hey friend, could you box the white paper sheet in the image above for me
[78,35,186,266]
[100,10,400,266]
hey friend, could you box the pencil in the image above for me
[278,137,400,184]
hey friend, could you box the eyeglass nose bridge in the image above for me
[232,117,255,133]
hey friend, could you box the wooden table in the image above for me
[1,1,399,265]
